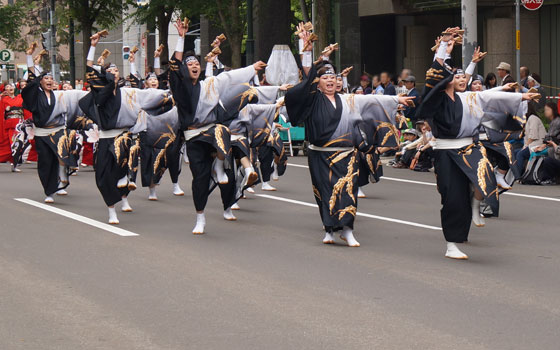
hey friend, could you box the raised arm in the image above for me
[154,44,163,75]
[172,18,187,63]
[87,33,101,67]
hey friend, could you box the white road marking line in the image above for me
[255,194,442,231]
[288,163,560,202]
[14,198,139,237]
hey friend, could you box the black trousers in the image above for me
[258,145,274,183]
[167,136,182,184]
[95,138,130,207]
[35,136,62,196]
[434,149,472,243]
[186,140,236,212]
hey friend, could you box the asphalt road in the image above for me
[1,156,559,349]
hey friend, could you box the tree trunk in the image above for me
[157,10,170,65]
[299,0,310,22]
[255,0,292,62]
[81,20,92,74]
[230,34,242,68]
[315,0,330,56]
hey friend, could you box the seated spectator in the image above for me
[396,68,411,95]
[484,72,497,90]
[372,74,384,95]
[513,101,546,177]
[380,71,396,95]
[358,75,372,94]
[411,121,435,172]
[390,128,421,168]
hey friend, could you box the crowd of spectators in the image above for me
[350,63,560,185]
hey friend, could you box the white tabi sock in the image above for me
[117,175,128,188]
[214,159,228,184]
[246,187,255,194]
[56,189,67,196]
[272,164,279,181]
[323,231,335,244]
[173,183,184,196]
[44,196,54,203]
[59,165,68,183]
[223,207,237,221]
[121,197,133,212]
[243,167,258,188]
[358,187,366,198]
[149,187,158,201]
[445,242,468,260]
[193,213,206,234]
[496,172,511,189]
[231,202,240,210]
[340,227,360,247]
[108,207,119,224]
[262,182,276,191]
[471,197,485,227]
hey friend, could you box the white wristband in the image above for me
[322,55,329,61]
[175,37,184,53]
[343,76,348,89]
[435,41,448,60]
[205,62,214,78]
[298,39,304,54]
[130,62,137,76]
[465,61,476,76]
[34,65,43,74]
[253,74,260,86]
[302,51,312,68]
[154,57,160,69]
[87,46,96,61]
[26,55,34,68]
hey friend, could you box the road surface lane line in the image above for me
[14,198,139,237]
[287,163,560,202]
[254,194,442,231]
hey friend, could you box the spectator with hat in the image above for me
[403,75,420,121]
[496,62,515,86]
[356,74,372,94]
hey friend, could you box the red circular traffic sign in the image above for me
[522,0,543,10]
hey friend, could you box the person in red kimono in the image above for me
[0,83,25,171]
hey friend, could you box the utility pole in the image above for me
[49,0,59,81]
[69,18,75,87]
[461,0,477,71]
[246,0,254,65]
[515,0,521,81]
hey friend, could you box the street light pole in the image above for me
[461,0,477,71]
[246,0,254,65]
[49,0,58,81]
[69,18,75,88]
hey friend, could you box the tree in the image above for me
[61,0,133,69]
[0,3,26,50]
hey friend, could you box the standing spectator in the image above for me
[380,71,396,95]
[403,75,420,121]
[372,74,384,95]
[484,72,497,90]
[520,66,530,89]
[496,62,515,86]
